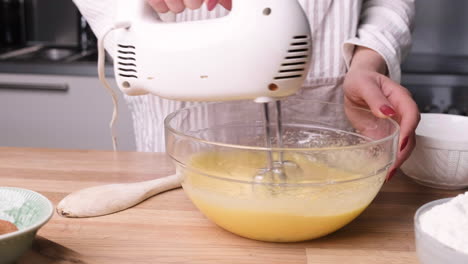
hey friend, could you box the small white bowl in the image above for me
[401,113,468,189]
[415,198,468,264]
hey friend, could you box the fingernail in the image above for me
[400,137,409,152]
[207,0,217,10]
[380,105,396,117]
[386,169,397,182]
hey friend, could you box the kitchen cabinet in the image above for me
[0,73,135,151]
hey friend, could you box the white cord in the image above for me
[97,22,131,151]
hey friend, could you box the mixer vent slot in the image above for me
[282,61,306,66]
[291,42,308,46]
[274,75,303,80]
[274,35,311,80]
[118,44,135,49]
[280,69,304,73]
[293,35,308,39]
[288,48,308,53]
[117,44,138,79]
[285,55,308,60]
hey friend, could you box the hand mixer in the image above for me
[114,0,311,176]
[113,0,311,99]
[57,0,312,218]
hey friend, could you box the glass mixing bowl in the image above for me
[165,99,399,242]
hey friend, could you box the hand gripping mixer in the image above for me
[101,0,312,182]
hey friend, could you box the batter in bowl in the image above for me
[182,151,385,242]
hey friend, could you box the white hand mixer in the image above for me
[113,0,311,100]
[102,0,312,179]
[58,0,313,218]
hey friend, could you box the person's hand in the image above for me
[146,0,232,14]
[343,46,420,181]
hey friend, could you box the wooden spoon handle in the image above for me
[56,174,182,218]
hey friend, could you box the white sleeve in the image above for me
[73,0,117,57]
[342,0,415,83]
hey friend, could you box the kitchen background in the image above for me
[0,0,466,151]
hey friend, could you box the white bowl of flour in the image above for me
[401,114,468,190]
[415,193,468,264]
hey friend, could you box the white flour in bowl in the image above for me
[420,192,468,254]
[0,189,26,223]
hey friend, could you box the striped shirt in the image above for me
[74,0,415,152]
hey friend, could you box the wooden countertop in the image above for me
[0,147,464,264]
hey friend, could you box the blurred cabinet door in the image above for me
[0,73,136,151]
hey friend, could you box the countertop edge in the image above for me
[0,62,114,77]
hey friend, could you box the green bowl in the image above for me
[0,187,54,264]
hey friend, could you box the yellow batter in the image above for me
[182,151,385,242]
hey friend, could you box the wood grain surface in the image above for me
[0,147,464,264]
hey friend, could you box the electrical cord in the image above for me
[97,22,132,151]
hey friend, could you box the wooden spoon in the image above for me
[56,174,182,218]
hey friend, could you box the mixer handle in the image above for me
[115,0,164,24]
[116,0,271,24]
[116,0,309,26]
[116,0,218,24]
[158,12,177,22]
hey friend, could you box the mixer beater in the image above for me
[254,99,304,183]
[254,100,287,182]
